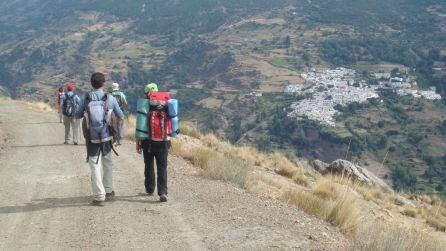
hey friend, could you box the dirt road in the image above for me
[0,99,347,250]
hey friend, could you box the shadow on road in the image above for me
[24,122,61,125]
[0,194,161,214]
[116,194,162,204]
[12,144,84,148]
[0,196,91,214]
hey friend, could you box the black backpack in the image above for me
[62,93,76,117]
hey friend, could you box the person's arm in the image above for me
[110,96,124,119]
[60,94,65,105]
[122,92,128,106]
[136,139,142,154]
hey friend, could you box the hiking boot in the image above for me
[74,142,78,145]
[64,141,68,145]
[105,191,115,201]
[91,200,104,206]
[146,189,154,196]
[160,194,168,202]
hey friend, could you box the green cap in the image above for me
[145,83,158,93]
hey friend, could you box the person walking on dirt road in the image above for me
[110,82,128,146]
[136,83,170,202]
[61,84,80,145]
[75,73,124,205]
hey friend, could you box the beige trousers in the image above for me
[89,153,114,201]
[63,116,79,143]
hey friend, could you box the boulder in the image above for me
[324,159,392,192]
[312,159,329,173]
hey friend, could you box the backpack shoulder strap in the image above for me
[85,93,92,103]
[84,93,92,114]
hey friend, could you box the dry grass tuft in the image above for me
[426,217,446,232]
[170,139,190,157]
[358,186,383,201]
[313,178,340,200]
[235,145,266,165]
[353,220,445,250]
[326,192,360,233]
[272,153,300,178]
[204,155,248,188]
[190,148,218,170]
[282,181,360,233]
[402,207,417,218]
[26,102,53,112]
[200,133,220,148]
[292,173,309,186]
[172,139,248,187]
[330,175,384,201]
[282,189,328,219]
[180,122,200,138]
[124,115,136,140]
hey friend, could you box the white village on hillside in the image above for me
[285,68,441,126]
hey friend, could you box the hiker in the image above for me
[135,83,174,202]
[57,86,65,123]
[75,72,124,205]
[110,82,128,145]
[61,84,80,145]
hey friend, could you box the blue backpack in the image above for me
[82,93,115,144]
[62,93,76,117]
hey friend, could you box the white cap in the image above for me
[112,82,119,91]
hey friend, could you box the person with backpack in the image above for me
[57,86,65,123]
[61,84,80,145]
[110,82,127,146]
[75,72,124,206]
[135,83,179,202]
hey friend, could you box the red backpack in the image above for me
[148,92,172,141]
